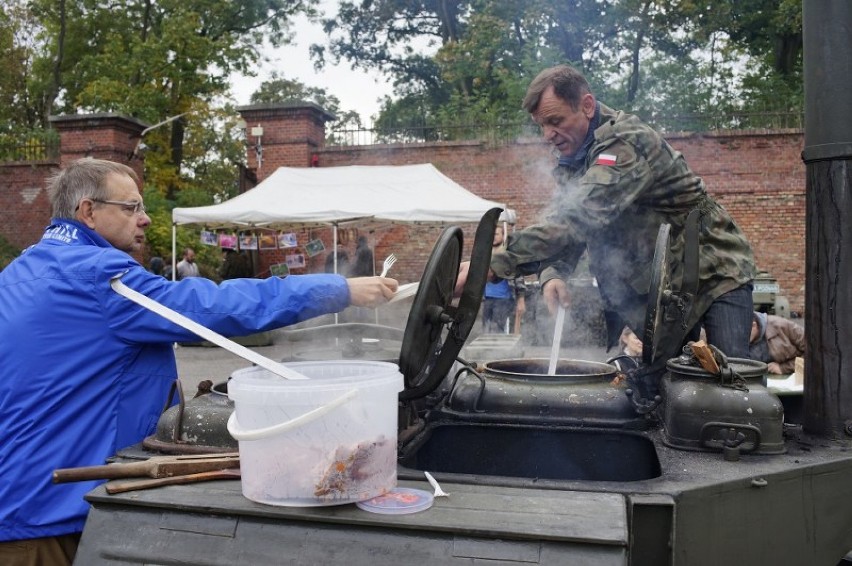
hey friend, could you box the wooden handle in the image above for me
[691,340,720,373]
[105,469,241,494]
[53,461,154,483]
[53,453,240,483]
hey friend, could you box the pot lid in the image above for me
[398,207,503,400]
[642,222,696,367]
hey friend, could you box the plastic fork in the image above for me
[380,253,397,277]
[424,471,450,497]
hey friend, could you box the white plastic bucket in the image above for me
[227,361,403,507]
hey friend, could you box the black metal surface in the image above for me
[802,0,852,439]
[802,0,852,162]
[398,207,502,400]
[399,422,661,482]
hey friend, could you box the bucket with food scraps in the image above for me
[227,361,403,507]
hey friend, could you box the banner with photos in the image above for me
[285,253,306,269]
[304,238,325,257]
[270,263,290,277]
[239,232,258,250]
[218,233,238,250]
[278,232,298,248]
[259,232,278,250]
[200,230,218,246]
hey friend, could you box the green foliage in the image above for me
[319,0,804,130]
[0,232,21,271]
[0,128,59,162]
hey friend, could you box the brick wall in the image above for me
[0,161,58,251]
[0,114,146,251]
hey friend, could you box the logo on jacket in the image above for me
[43,223,79,244]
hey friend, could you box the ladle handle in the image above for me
[547,305,566,375]
[110,275,309,381]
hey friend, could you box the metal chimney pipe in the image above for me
[801,0,852,438]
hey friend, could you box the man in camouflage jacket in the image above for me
[491,64,756,363]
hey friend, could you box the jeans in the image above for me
[685,282,754,358]
[482,298,515,334]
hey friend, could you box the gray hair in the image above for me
[522,64,592,114]
[47,158,139,219]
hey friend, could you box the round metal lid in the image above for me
[642,221,702,367]
[398,207,503,400]
[642,223,672,366]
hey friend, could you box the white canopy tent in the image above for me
[171,163,512,275]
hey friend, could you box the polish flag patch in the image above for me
[596,153,617,166]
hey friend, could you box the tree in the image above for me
[2,0,319,273]
[317,0,804,132]
[250,71,363,133]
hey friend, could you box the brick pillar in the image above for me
[0,114,149,251]
[237,102,334,182]
[49,113,148,179]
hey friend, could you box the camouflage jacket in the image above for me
[491,103,756,345]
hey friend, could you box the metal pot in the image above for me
[660,357,785,456]
[442,358,650,429]
[143,381,236,454]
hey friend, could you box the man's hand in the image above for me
[347,277,399,307]
[542,279,570,315]
[767,362,783,375]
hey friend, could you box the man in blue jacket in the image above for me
[0,158,398,565]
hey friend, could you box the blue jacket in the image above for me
[0,220,350,541]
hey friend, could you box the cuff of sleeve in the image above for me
[490,251,517,280]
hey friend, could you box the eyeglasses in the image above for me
[90,198,147,216]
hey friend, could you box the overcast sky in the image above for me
[230,4,393,121]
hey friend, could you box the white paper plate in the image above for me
[387,282,420,304]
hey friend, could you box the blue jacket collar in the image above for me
[42,218,113,249]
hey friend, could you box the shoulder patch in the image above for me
[596,153,617,166]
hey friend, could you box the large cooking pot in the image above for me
[441,358,651,429]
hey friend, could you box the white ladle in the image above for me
[547,304,566,376]
[110,275,310,381]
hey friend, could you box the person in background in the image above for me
[219,248,253,280]
[472,64,755,368]
[176,246,199,279]
[324,244,350,276]
[350,235,375,277]
[482,225,525,334]
[749,311,806,375]
[148,255,164,276]
[619,326,643,360]
[0,158,398,566]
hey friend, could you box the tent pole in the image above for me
[171,223,177,281]
[333,223,339,326]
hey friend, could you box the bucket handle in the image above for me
[227,389,357,441]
